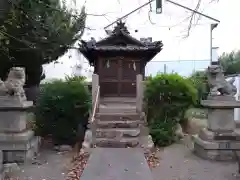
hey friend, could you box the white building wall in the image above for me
[235,76,240,122]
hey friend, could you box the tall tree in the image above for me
[0,0,86,87]
[219,50,240,76]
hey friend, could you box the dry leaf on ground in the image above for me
[66,151,89,180]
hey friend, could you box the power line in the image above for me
[104,0,155,29]
[166,0,220,23]
[148,59,210,62]
[104,0,220,29]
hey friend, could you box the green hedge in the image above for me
[35,77,91,145]
[144,74,197,146]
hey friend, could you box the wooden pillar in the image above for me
[91,74,99,148]
[136,74,144,113]
[91,74,99,110]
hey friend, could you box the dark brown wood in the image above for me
[99,57,140,97]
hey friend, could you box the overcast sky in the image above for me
[43,0,240,79]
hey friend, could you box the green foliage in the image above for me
[149,119,178,146]
[0,0,86,86]
[188,70,210,107]
[144,74,197,146]
[219,50,240,75]
[65,75,87,82]
[35,78,91,145]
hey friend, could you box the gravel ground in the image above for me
[13,149,73,180]
[152,142,239,180]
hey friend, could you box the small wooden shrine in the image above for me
[79,21,163,97]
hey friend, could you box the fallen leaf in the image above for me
[66,151,89,180]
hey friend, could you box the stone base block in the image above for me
[3,137,39,163]
[192,135,239,161]
[140,135,154,154]
[236,122,240,128]
[0,130,40,163]
[0,151,3,180]
[199,128,240,141]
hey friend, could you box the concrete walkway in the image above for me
[81,148,152,180]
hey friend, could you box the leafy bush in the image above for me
[144,74,197,146]
[35,77,91,145]
[149,119,178,146]
[188,70,210,107]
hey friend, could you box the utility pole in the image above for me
[210,23,218,64]
[164,64,167,74]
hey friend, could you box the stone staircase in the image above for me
[93,97,145,148]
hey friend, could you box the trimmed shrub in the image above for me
[144,74,197,146]
[35,77,91,145]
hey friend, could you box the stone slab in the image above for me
[193,135,240,161]
[207,109,235,132]
[96,113,140,121]
[0,131,39,152]
[95,138,139,148]
[199,128,240,141]
[95,128,140,138]
[0,97,32,110]
[193,134,240,150]
[80,148,153,180]
[0,130,34,143]
[0,111,28,132]
[0,151,2,170]
[207,95,235,101]
[201,99,240,108]
[3,136,40,163]
[96,120,140,128]
[193,142,235,161]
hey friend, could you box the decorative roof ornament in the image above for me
[112,20,130,34]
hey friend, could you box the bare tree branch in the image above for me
[184,0,202,38]
[182,0,219,38]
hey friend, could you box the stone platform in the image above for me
[193,95,240,161]
[80,148,153,180]
[193,128,240,161]
[0,97,39,163]
[0,130,40,163]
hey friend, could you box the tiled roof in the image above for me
[78,21,163,64]
[80,44,162,51]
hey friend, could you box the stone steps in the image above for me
[96,120,140,128]
[96,112,140,121]
[96,128,140,138]
[95,137,139,148]
[94,112,142,148]
[100,97,136,104]
[93,98,143,148]
[99,106,136,113]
